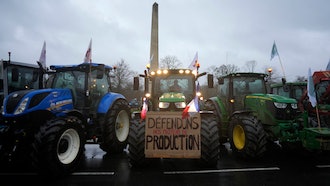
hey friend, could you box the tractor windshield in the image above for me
[0,65,40,92]
[153,74,195,101]
[233,77,266,96]
[49,67,110,108]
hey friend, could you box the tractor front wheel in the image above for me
[229,114,267,159]
[127,119,147,167]
[200,116,220,166]
[31,116,85,176]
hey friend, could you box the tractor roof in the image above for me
[50,62,113,72]
[313,71,330,85]
[222,72,267,78]
[270,81,307,88]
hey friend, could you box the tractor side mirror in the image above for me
[207,74,214,88]
[133,76,139,90]
[11,68,19,82]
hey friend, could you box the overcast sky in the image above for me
[1,0,329,81]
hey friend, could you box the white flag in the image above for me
[84,38,92,63]
[38,41,46,69]
[307,68,317,107]
[188,52,199,70]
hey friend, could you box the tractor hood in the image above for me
[159,92,185,103]
[3,88,74,116]
[247,93,297,103]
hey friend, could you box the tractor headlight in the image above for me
[274,102,287,109]
[291,103,298,109]
[14,97,29,115]
[159,102,170,108]
[175,102,186,108]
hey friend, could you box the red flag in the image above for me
[182,96,199,119]
[84,38,92,63]
[141,98,148,120]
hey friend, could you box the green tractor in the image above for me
[269,71,330,152]
[205,72,300,158]
[128,68,220,167]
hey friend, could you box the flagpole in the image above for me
[277,52,286,79]
[315,105,321,128]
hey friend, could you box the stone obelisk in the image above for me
[149,2,159,71]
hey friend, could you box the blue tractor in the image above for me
[0,62,130,176]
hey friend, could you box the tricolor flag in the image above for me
[307,68,317,107]
[84,38,92,63]
[188,52,199,70]
[270,41,279,61]
[182,96,199,119]
[38,41,46,70]
[141,98,148,120]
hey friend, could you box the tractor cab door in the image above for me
[51,70,87,108]
[87,68,110,111]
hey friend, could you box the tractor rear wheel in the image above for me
[128,119,147,167]
[229,114,267,159]
[100,99,130,154]
[31,116,85,176]
[200,116,220,166]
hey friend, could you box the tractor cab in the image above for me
[217,72,267,113]
[313,71,330,105]
[270,82,307,101]
[46,63,113,113]
[135,69,200,112]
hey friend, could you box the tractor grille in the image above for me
[275,105,296,120]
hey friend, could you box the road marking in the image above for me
[0,172,115,176]
[71,172,115,176]
[316,165,330,168]
[164,167,280,175]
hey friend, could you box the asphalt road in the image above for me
[1,143,330,186]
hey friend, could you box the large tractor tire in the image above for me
[229,114,267,159]
[200,116,220,166]
[31,116,85,176]
[204,100,227,143]
[100,99,130,154]
[128,119,147,167]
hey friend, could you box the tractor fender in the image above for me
[97,92,126,114]
[229,110,254,120]
[205,97,222,115]
[61,109,86,124]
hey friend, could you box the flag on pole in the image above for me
[270,41,279,61]
[141,98,148,120]
[307,68,317,107]
[38,41,46,70]
[182,96,199,119]
[326,59,330,70]
[188,52,199,70]
[84,38,92,63]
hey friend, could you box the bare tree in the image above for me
[244,60,257,72]
[160,55,182,69]
[295,76,307,82]
[208,64,240,78]
[111,59,137,94]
